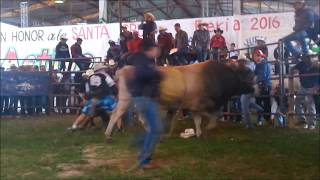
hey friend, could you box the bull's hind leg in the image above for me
[206,111,219,130]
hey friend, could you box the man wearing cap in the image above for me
[107,40,121,63]
[253,50,272,125]
[126,39,163,171]
[173,23,189,65]
[157,26,174,66]
[192,23,210,62]
[120,26,133,54]
[55,35,70,71]
[71,38,90,70]
[283,0,315,58]
[68,64,117,131]
[253,37,268,58]
[210,28,226,61]
[291,56,319,129]
[139,12,157,43]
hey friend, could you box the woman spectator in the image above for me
[139,12,157,43]
[157,26,174,66]
[210,28,226,61]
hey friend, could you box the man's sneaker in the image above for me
[257,121,263,126]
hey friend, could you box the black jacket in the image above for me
[55,42,70,59]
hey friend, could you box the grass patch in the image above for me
[1,115,319,179]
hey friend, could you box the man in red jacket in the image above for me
[157,26,174,66]
[210,28,226,61]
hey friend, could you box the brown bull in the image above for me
[105,61,254,138]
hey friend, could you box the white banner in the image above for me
[0,12,294,68]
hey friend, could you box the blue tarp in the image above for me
[0,71,50,96]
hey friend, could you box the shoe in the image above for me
[257,121,263,126]
[143,162,159,170]
[308,125,316,130]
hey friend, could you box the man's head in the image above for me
[174,23,181,32]
[230,43,236,50]
[214,28,223,36]
[60,35,68,43]
[76,38,83,45]
[293,0,305,10]
[198,23,207,30]
[158,26,167,34]
[142,40,160,59]
[253,50,266,64]
[108,40,116,47]
[144,12,155,22]
[121,26,128,32]
[132,31,139,39]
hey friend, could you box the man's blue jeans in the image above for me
[283,31,308,57]
[195,47,207,62]
[241,94,264,128]
[132,97,163,167]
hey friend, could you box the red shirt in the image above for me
[127,37,142,54]
[210,35,226,49]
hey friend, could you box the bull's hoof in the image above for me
[206,123,217,130]
[105,137,113,144]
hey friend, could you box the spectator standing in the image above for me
[173,23,189,65]
[71,38,90,70]
[253,38,268,58]
[192,23,210,62]
[127,31,143,55]
[107,40,122,64]
[228,43,239,60]
[253,50,272,126]
[120,26,133,54]
[157,26,174,66]
[139,12,157,43]
[55,35,70,71]
[283,0,314,58]
[210,28,226,61]
[291,56,319,129]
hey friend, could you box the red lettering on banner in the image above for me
[72,27,78,40]
[101,25,110,38]
[129,23,137,32]
[233,19,240,31]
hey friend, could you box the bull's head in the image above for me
[235,66,255,94]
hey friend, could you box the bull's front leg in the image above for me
[193,114,202,138]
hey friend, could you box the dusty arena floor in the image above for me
[1,115,319,179]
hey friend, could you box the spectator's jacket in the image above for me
[127,52,161,98]
[293,61,320,89]
[127,37,143,54]
[210,35,226,49]
[253,46,268,57]
[293,8,314,32]
[55,42,70,59]
[255,59,272,87]
[120,31,133,53]
[139,21,157,42]
[192,29,210,49]
[71,43,84,58]
[157,32,174,52]
[175,30,189,50]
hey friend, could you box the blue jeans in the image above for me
[195,47,207,62]
[132,97,163,167]
[241,94,264,128]
[283,31,308,57]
